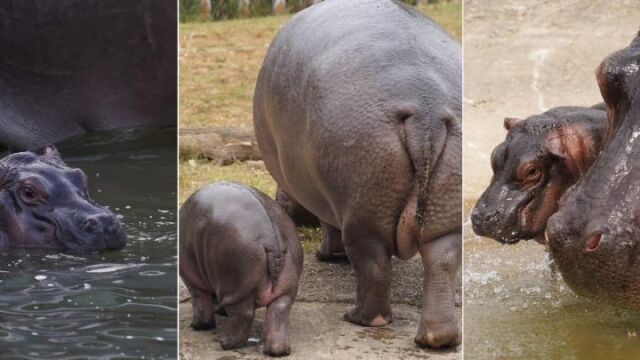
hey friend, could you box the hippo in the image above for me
[546,33,640,309]
[0,0,177,151]
[179,182,303,356]
[472,105,607,244]
[253,0,461,348]
[0,146,127,254]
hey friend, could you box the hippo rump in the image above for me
[472,105,607,244]
[0,0,177,151]
[546,33,640,309]
[0,146,127,254]
[179,182,303,356]
[253,0,461,348]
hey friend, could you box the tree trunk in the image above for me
[199,0,212,21]
[180,127,261,165]
[273,0,286,15]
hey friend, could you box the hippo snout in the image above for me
[470,205,499,237]
[62,210,127,253]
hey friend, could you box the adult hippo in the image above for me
[0,146,127,254]
[0,0,176,151]
[472,105,607,244]
[546,33,640,308]
[253,0,461,348]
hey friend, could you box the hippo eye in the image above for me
[19,185,39,203]
[518,162,542,184]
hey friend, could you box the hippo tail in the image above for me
[395,110,456,258]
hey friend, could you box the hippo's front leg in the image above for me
[264,295,293,357]
[415,232,461,348]
[342,227,392,327]
[187,285,216,330]
[219,297,256,350]
[315,221,346,261]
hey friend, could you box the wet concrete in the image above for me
[180,255,461,359]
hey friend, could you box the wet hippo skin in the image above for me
[179,182,303,356]
[253,0,461,348]
[0,146,127,254]
[472,105,607,244]
[0,0,177,151]
[546,33,640,309]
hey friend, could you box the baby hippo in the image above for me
[179,182,303,357]
[472,105,607,244]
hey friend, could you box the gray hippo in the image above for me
[0,0,176,151]
[253,0,461,348]
[179,182,303,356]
[546,33,640,309]
[0,146,127,254]
[472,105,607,244]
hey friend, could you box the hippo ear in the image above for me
[0,165,14,191]
[43,145,61,159]
[41,145,66,166]
[503,117,521,131]
[544,127,599,178]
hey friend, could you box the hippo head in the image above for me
[472,111,604,244]
[546,33,640,307]
[0,146,127,254]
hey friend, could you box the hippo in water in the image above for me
[546,33,640,309]
[0,146,127,254]
[179,182,303,356]
[472,105,607,244]
[253,0,461,348]
[0,0,176,151]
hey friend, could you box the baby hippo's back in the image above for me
[179,182,302,308]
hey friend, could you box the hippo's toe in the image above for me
[414,319,461,349]
[263,342,291,357]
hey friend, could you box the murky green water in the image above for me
[463,201,640,360]
[0,129,177,359]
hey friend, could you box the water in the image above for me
[463,201,640,360]
[0,129,177,359]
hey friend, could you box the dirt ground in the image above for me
[463,0,640,202]
[180,255,461,359]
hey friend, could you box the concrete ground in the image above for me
[179,256,461,359]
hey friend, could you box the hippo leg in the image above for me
[263,295,293,357]
[219,297,255,350]
[315,221,347,262]
[188,285,216,330]
[415,232,461,348]
[342,227,392,327]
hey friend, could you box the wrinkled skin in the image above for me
[0,0,177,151]
[179,182,303,356]
[0,146,127,254]
[254,0,461,348]
[546,33,640,308]
[472,106,607,244]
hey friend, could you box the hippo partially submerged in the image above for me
[0,0,176,151]
[179,182,303,356]
[547,33,640,308]
[0,146,127,254]
[472,105,607,244]
[254,0,461,348]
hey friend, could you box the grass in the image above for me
[179,1,461,254]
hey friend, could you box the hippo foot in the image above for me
[315,250,350,263]
[220,337,248,351]
[190,320,215,331]
[414,320,461,349]
[343,308,392,327]
[263,341,291,357]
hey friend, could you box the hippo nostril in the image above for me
[82,217,99,233]
[584,231,603,252]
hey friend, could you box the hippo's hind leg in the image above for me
[264,295,293,357]
[275,186,319,227]
[219,297,256,350]
[186,284,216,330]
[415,232,461,348]
[315,221,347,262]
[342,225,392,327]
